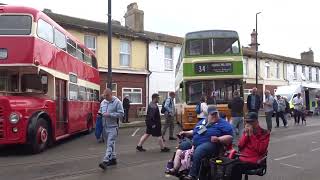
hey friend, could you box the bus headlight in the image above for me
[9,113,20,124]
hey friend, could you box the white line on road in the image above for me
[312,141,318,144]
[311,147,320,152]
[131,128,140,136]
[280,163,303,169]
[274,153,297,161]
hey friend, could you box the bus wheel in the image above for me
[30,118,49,153]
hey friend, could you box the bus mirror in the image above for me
[180,83,184,89]
[41,75,48,85]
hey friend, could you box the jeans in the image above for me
[189,142,218,177]
[231,117,244,149]
[103,126,118,162]
[276,111,287,127]
[265,111,273,131]
[162,113,174,138]
[95,115,103,140]
[294,109,302,124]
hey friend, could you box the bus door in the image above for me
[55,78,68,136]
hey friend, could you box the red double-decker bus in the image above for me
[0,5,100,153]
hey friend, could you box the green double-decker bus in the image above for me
[175,30,244,130]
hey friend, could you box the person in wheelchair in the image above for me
[166,106,233,180]
[230,112,270,180]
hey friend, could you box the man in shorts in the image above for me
[136,93,170,152]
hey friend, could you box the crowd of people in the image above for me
[95,87,311,179]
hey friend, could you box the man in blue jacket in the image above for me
[99,88,124,170]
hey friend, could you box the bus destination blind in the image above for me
[194,62,233,73]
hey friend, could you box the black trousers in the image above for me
[294,109,302,124]
[276,111,287,127]
[123,108,129,123]
[231,161,260,180]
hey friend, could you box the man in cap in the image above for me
[181,106,233,180]
[230,112,270,180]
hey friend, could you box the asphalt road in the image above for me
[1,116,320,180]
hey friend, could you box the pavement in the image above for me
[1,115,320,180]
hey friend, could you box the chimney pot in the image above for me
[301,49,314,63]
[124,2,144,32]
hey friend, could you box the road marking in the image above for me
[312,141,318,144]
[311,147,320,152]
[280,163,303,169]
[274,153,297,161]
[131,128,140,136]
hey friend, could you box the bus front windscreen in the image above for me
[0,15,32,35]
[185,79,242,105]
[186,38,240,56]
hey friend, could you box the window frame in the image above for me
[54,28,67,51]
[316,68,320,82]
[265,62,270,79]
[84,35,97,54]
[275,62,280,79]
[164,46,174,71]
[293,64,297,79]
[119,39,131,67]
[122,87,142,105]
[37,19,54,43]
[243,58,248,76]
[309,66,312,81]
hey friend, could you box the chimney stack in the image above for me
[249,29,258,50]
[301,48,314,63]
[124,2,144,32]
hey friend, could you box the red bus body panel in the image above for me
[0,5,100,146]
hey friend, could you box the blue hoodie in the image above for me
[100,96,124,128]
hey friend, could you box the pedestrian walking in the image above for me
[283,96,291,121]
[293,93,303,125]
[99,88,124,170]
[136,93,170,152]
[196,96,208,120]
[228,90,244,150]
[275,95,287,128]
[122,95,131,123]
[246,87,261,113]
[263,90,274,132]
[162,92,177,141]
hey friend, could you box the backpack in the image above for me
[195,103,201,114]
[161,98,171,114]
[273,99,278,112]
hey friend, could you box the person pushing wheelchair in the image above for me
[166,106,233,180]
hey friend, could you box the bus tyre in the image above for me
[29,118,49,154]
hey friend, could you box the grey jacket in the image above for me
[100,96,124,128]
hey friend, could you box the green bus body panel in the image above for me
[183,58,243,77]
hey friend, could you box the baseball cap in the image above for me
[207,106,219,115]
[245,112,258,122]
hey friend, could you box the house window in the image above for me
[120,40,131,67]
[265,62,270,79]
[158,91,169,104]
[316,68,319,82]
[302,65,306,76]
[275,63,280,79]
[243,58,248,76]
[309,67,312,81]
[164,46,173,70]
[122,88,142,104]
[293,65,297,79]
[84,35,96,54]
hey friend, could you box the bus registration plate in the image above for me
[194,62,233,73]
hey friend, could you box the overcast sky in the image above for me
[3,0,320,61]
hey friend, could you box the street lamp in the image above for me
[107,0,112,89]
[255,12,261,88]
